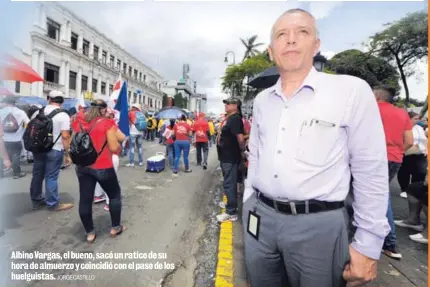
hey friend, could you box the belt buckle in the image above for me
[289,202,297,215]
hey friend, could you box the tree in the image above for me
[326,49,400,93]
[240,35,264,61]
[162,94,169,107]
[173,93,183,108]
[222,53,273,98]
[368,10,428,105]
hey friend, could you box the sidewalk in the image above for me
[215,179,428,287]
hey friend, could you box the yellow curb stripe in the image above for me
[215,195,235,287]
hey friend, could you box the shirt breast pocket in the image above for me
[295,119,340,167]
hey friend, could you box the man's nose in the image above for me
[286,31,297,45]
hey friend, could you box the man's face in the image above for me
[224,102,236,113]
[268,11,320,73]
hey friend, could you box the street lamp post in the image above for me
[224,51,236,96]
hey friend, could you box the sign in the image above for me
[83,91,94,101]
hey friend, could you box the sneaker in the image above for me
[203,164,207,170]
[104,204,110,211]
[125,163,135,167]
[94,196,106,203]
[382,247,402,259]
[13,172,26,179]
[394,220,424,232]
[49,203,74,212]
[219,202,226,209]
[185,169,192,173]
[400,192,407,198]
[32,201,47,210]
[216,213,238,223]
[138,162,144,167]
[409,233,428,244]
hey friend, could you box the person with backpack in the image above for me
[146,114,156,141]
[26,90,73,211]
[0,97,29,179]
[70,99,126,243]
[126,104,146,167]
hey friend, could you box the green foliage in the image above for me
[327,49,401,94]
[241,35,264,61]
[162,94,169,107]
[368,10,428,103]
[173,93,184,108]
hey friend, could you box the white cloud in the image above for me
[321,50,336,60]
[308,2,343,20]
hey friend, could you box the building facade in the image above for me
[161,77,196,110]
[29,3,164,111]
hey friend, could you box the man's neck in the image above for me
[279,66,312,99]
[50,103,61,107]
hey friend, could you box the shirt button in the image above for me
[277,150,282,154]
[282,127,285,131]
[274,174,278,178]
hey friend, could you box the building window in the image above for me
[128,66,132,77]
[81,75,88,91]
[71,33,78,50]
[101,82,106,94]
[69,71,77,90]
[133,93,137,103]
[83,39,90,56]
[93,45,99,60]
[109,84,113,95]
[139,72,142,82]
[46,18,60,41]
[15,81,20,93]
[143,75,146,82]
[134,70,138,80]
[117,59,121,70]
[44,62,60,83]
[143,96,146,104]
[110,55,115,68]
[102,50,107,64]
[128,91,131,103]
[92,79,98,93]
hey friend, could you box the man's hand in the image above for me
[3,159,11,169]
[343,245,378,287]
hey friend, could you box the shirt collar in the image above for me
[269,67,319,97]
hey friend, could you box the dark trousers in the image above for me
[2,141,22,176]
[220,161,238,215]
[407,181,428,206]
[76,166,122,234]
[196,142,209,165]
[397,154,427,191]
[146,129,155,141]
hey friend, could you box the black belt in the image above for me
[256,190,344,215]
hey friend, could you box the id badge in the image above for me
[247,210,260,240]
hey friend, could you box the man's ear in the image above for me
[314,38,321,56]
[268,47,274,62]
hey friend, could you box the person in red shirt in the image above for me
[71,99,126,243]
[173,114,192,174]
[374,85,414,259]
[192,112,210,169]
[163,119,176,169]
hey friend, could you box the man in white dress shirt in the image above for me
[243,9,390,287]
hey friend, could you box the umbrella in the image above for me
[155,107,187,120]
[0,87,14,96]
[0,55,44,83]
[16,96,48,107]
[247,66,279,89]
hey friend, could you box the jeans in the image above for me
[30,149,64,209]
[196,142,209,165]
[174,140,190,172]
[167,143,175,169]
[384,161,402,249]
[76,166,122,234]
[209,135,216,147]
[220,162,238,215]
[94,155,120,204]
[128,134,143,164]
[146,129,155,141]
[3,141,23,176]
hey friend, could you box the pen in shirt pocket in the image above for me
[310,119,336,127]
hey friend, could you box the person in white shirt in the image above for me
[30,91,73,212]
[0,97,29,179]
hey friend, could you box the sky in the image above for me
[0,0,428,114]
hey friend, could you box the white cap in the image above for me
[48,90,64,98]
[131,103,140,110]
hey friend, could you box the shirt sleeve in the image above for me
[244,102,260,202]
[347,80,390,260]
[60,112,71,132]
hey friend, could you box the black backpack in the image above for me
[69,119,107,167]
[23,108,65,153]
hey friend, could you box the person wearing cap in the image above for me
[126,103,144,167]
[243,9,389,287]
[30,90,73,211]
[216,97,245,223]
[0,96,29,179]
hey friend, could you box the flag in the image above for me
[109,73,122,107]
[75,91,85,110]
[114,80,130,136]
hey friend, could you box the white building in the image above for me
[161,77,196,109]
[28,3,164,111]
[189,93,207,114]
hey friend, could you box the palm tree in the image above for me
[240,35,264,61]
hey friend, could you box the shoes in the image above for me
[382,246,402,259]
[94,196,106,203]
[216,213,238,223]
[13,172,26,179]
[400,192,407,198]
[49,203,74,212]
[394,220,424,232]
[409,233,428,244]
[125,163,134,167]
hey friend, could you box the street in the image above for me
[0,141,221,287]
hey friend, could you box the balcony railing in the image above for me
[43,81,65,93]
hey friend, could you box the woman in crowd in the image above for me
[173,114,192,174]
[71,99,126,243]
[94,107,121,211]
[163,118,176,169]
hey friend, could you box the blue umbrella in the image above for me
[62,98,91,111]
[155,107,187,120]
[16,96,48,106]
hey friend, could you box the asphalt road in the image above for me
[0,140,222,287]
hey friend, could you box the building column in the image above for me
[77,32,83,54]
[76,67,82,97]
[98,46,103,62]
[65,62,70,97]
[39,4,46,28]
[59,60,66,86]
[31,50,39,97]
[89,41,94,58]
[107,51,111,67]
[106,79,110,97]
[38,52,45,97]
[97,75,101,96]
